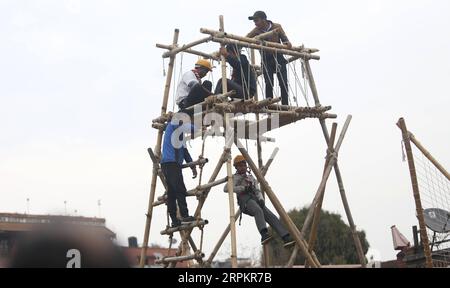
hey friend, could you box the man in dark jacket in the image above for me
[161,120,198,227]
[214,44,257,100]
[247,11,292,105]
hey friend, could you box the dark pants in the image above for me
[161,162,189,222]
[263,63,288,105]
[214,79,255,100]
[241,198,289,238]
[178,81,212,110]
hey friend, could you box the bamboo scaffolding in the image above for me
[140,29,179,268]
[397,118,433,268]
[143,18,363,269]
[303,60,367,267]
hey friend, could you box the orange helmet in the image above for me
[233,155,246,166]
[195,58,213,71]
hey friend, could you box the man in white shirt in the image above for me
[176,59,214,110]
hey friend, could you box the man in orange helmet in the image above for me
[176,59,214,110]
[224,155,295,247]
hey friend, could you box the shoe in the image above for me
[261,231,273,245]
[171,219,181,228]
[282,234,295,248]
[181,216,196,223]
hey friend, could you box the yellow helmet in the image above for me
[233,155,246,166]
[195,58,213,71]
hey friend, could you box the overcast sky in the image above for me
[1,0,449,263]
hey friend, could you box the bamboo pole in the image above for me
[162,36,213,58]
[261,148,279,175]
[200,28,319,58]
[204,147,279,267]
[235,138,321,268]
[186,177,228,196]
[249,43,271,267]
[397,118,433,268]
[304,60,367,267]
[161,220,209,235]
[140,29,179,268]
[156,253,205,265]
[220,15,238,269]
[209,37,320,60]
[156,43,219,61]
[147,148,168,191]
[408,132,449,181]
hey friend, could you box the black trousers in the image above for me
[263,63,288,105]
[161,162,189,222]
[214,79,255,100]
[179,81,212,110]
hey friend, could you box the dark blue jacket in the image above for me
[161,122,194,165]
[226,54,257,95]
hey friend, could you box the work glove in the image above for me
[191,167,198,179]
[244,185,253,194]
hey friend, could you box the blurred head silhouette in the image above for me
[9,224,129,268]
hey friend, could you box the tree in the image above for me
[266,207,369,266]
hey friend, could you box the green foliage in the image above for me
[266,207,370,266]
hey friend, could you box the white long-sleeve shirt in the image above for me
[175,70,201,105]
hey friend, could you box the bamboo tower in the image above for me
[139,15,366,268]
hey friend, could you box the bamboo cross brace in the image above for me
[287,116,351,267]
[304,123,338,267]
[304,59,367,267]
